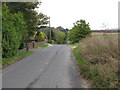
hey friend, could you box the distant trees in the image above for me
[56,26,69,34]
[68,20,91,43]
[52,30,66,44]
[39,26,67,44]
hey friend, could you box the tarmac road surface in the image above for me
[2,45,84,88]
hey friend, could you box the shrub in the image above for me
[35,32,47,42]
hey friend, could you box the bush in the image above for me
[35,32,47,42]
[76,35,119,88]
[2,5,25,57]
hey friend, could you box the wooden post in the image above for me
[33,41,35,48]
[26,43,29,51]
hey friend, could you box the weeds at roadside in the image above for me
[73,34,119,88]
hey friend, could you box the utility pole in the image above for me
[4,1,6,6]
[49,16,52,39]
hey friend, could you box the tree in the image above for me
[2,5,25,57]
[6,2,49,41]
[36,13,49,28]
[68,20,91,43]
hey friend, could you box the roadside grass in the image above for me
[35,44,49,49]
[73,35,119,88]
[73,47,97,87]
[2,44,49,68]
[2,51,33,68]
[73,48,86,69]
[68,43,78,46]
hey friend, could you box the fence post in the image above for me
[26,43,29,51]
[33,41,35,48]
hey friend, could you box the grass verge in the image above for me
[35,44,49,49]
[2,51,33,68]
[73,47,119,88]
[73,48,85,68]
[73,35,119,88]
[68,43,78,46]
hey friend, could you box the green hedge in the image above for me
[2,5,25,58]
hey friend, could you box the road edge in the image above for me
[70,46,90,88]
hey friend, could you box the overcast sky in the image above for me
[36,0,119,30]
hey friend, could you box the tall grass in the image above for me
[76,35,119,88]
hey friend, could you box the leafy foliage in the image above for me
[39,26,67,44]
[2,3,49,58]
[68,20,91,43]
[2,5,25,57]
[6,2,49,41]
[35,32,47,42]
[39,27,55,40]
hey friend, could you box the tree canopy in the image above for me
[68,20,91,43]
[2,2,49,58]
[6,2,49,41]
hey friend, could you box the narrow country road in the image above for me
[2,45,84,88]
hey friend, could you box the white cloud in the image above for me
[36,0,119,30]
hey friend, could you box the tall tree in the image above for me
[6,2,49,41]
[68,20,91,43]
